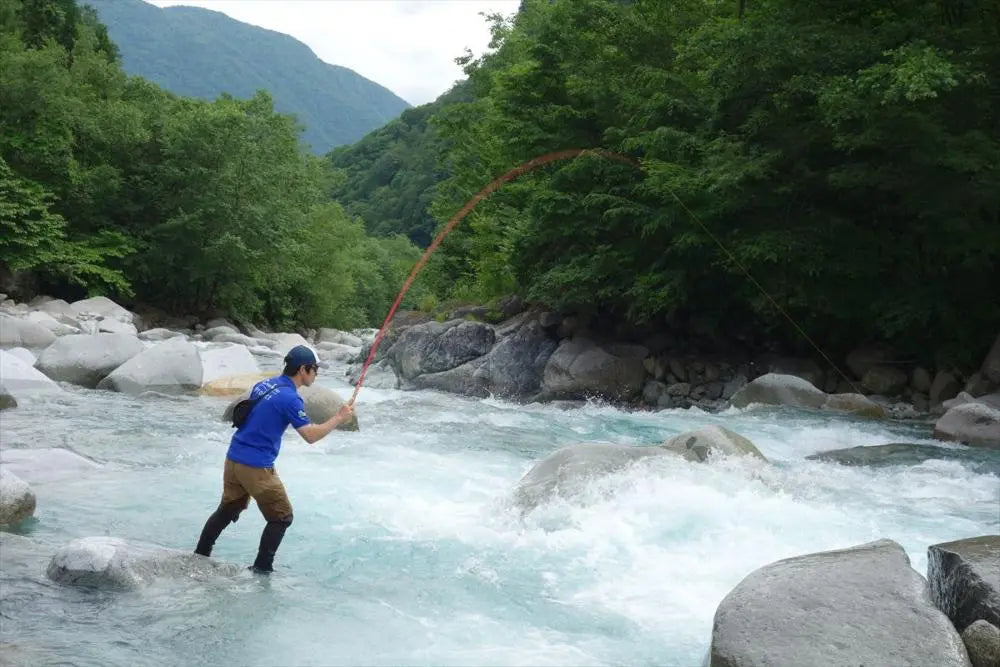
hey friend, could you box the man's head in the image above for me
[283,345,319,386]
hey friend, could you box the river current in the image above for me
[1,358,998,666]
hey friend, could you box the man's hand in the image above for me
[335,403,355,425]
[296,403,356,444]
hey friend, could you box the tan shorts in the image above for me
[221,458,293,520]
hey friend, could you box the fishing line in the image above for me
[348,149,858,405]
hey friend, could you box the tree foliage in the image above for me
[0,0,423,328]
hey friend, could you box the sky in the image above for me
[147,0,521,106]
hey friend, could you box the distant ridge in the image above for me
[87,0,410,153]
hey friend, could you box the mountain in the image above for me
[86,0,410,153]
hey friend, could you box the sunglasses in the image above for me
[303,364,319,374]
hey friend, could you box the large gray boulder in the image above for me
[928,535,1000,632]
[47,536,243,590]
[540,337,647,401]
[710,539,970,667]
[25,309,79,336]
[0,349,62,395]
[411,320,557,398]
[729,373,826,409]
[0,447,102,484]
[0,313,57,348]
[0,469,36,525]
[933,403,1000,448]
[389,320,495,380]
[661,426,767,463]
[197,343,259,386]
[512,443,672,512]
[97,337,202,394]
[35,333,145,387]
[70,296,136,324]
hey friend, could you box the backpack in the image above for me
[231,384,280,428]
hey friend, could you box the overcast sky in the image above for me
[147,0,520,105]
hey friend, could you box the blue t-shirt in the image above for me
[227,375,310,468]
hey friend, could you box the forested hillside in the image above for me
[87,0,410,153]
[0,0,426,330]
[334,0,1000,367]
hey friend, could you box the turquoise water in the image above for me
[1,367,998,666]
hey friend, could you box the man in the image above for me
[195,345,355,573]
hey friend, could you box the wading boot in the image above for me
[194,503,242,557]
[250,515,292,573]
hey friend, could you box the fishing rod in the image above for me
[347,148,859,406]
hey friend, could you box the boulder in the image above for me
[861,364,909,395]
[933,403,1000,448]
[97,337,202,394]
[316,342,360,363]
[845,346,893,379]
[318,328,363,347]
[25,309,78,336]
[347,359,399,390]
[756,355,824,388]
[297,383,358,431]
[213,333,274,348]
[269,333,316,359]
[197,344,259,386]
[47,536,243,590]
[661,426,767,463]
[932,370,963,407]
[96,317,138,336]
[70,296,135,324]
[928,535,1000,632]
[199,372,271,397]
[0,447,102,484]
[807,444,1000,476]
[0,313,57,348]
[200,325,239,340]
[35,333,145,387]
[0,469,35,525]
[961,620,1000,667]
[981,334,1000,384]
[729,373,826,410]
[512,443,673,512]
[389,320,495,380]
[0,384,15,410]
[710,539,970,667]
[410,320,557,399]
[0,350,62,395]
[822,392,886,417]
[5,346,35,366]
[540,337,647,401]
[33,298,77,321]
[138,328,185,342]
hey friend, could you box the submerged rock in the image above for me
[0,447,101,484]
[47,536,244,590]
[0,469,36,525]
[710,539,970,667]
[512,443,673,512]
[928,535,1000,632]
[661,425,767,463]
[807,443,1000,475]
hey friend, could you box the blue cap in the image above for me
[284,345,317,371]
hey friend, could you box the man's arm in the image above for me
[296,404,355,444]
